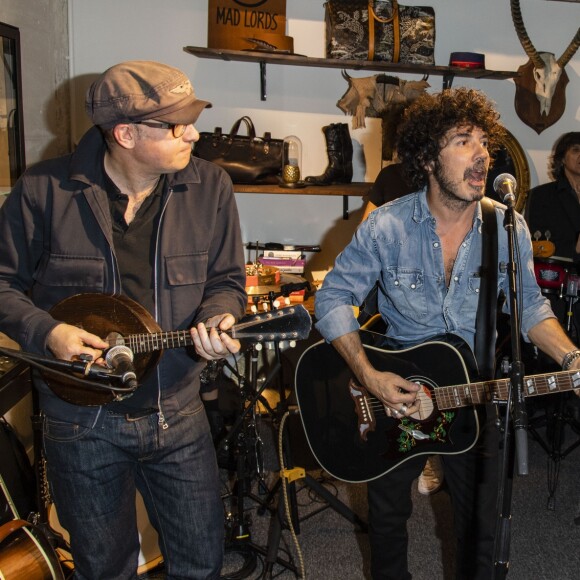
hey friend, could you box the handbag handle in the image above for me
[368,1,400,63]
[229,116,257,138]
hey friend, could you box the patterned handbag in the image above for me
[325,0,435,65]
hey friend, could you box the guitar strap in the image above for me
[475,197,498,381]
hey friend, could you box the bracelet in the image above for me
[561,349,580,371]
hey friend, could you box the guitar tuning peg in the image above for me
[545,230,551,241]
[533,230,541,241]
[251,304,258,314]
[284,297,291,306]
[289,340,297,349]
[273,299,281,309]
[262,302,269,312]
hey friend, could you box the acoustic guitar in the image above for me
[294,331,580,483]
[0,519,64,580]
[46,293,311,406]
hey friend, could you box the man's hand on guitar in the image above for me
[363,368,421,418]
[190,313,241,360]
[47,323,109,363]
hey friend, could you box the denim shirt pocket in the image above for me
[467,272,482,295]
[384,267,427,317]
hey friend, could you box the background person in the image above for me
[525,132,580,263]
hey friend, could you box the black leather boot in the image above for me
[305,123,353,185]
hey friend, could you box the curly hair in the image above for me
[395,87,506,190]
[549,132,580,180]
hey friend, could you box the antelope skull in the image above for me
[510,0,579,133]
[532,52,562,116]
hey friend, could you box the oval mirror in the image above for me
[486,128,530,213]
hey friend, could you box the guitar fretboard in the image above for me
[435,369,580,410]
[124,331,194,354]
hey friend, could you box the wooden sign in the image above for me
[207,0,293,52]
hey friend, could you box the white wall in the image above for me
[69,0,579,273]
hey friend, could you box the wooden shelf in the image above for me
[184,46,518,97]
[234,182,368,220]
[233,182,368,196]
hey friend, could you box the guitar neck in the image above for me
[124,330,194,354]
[435,368,580,410]
[120,305,312,354]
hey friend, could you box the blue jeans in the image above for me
[43,398,223,580]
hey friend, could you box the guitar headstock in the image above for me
[232,304,312,342]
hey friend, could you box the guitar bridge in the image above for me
[349,379,376,441]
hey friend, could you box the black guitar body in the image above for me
[294,334,480,483]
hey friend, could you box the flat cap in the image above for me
[85,60,211,128]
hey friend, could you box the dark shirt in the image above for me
[105,171,165,315]
[104,171,165,412]
[525,174,580,262]
[367,163,413,207]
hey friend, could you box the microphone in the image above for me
[105,345,138,391]
[493,173,517,205]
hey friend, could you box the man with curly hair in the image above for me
[315,87,580,579]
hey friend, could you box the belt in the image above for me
[107,408,159,421]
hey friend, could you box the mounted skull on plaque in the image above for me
[510,0,580,134]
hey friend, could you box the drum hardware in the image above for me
[526,390,580,512]
[564,274,579,336]
[521,277,580,514]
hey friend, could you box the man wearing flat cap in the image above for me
[0,61,247,578]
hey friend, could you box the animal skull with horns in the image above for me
[511,0,580,134]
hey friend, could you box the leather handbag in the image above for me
[193,116,283,184]
[325,0,435,65]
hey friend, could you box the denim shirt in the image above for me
[315,189,554,351]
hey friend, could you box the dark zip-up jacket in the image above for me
[525,174,580,262]
[0,127,247,427]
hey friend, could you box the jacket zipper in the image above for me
[154,188,173,430]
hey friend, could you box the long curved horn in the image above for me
[510,0,545,69]
[557,27,580,68]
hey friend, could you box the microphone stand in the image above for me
[493,192,528,579]
[0,346,136,395]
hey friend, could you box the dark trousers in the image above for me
[367,407,499,580]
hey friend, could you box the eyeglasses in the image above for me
[133,120,188,139]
